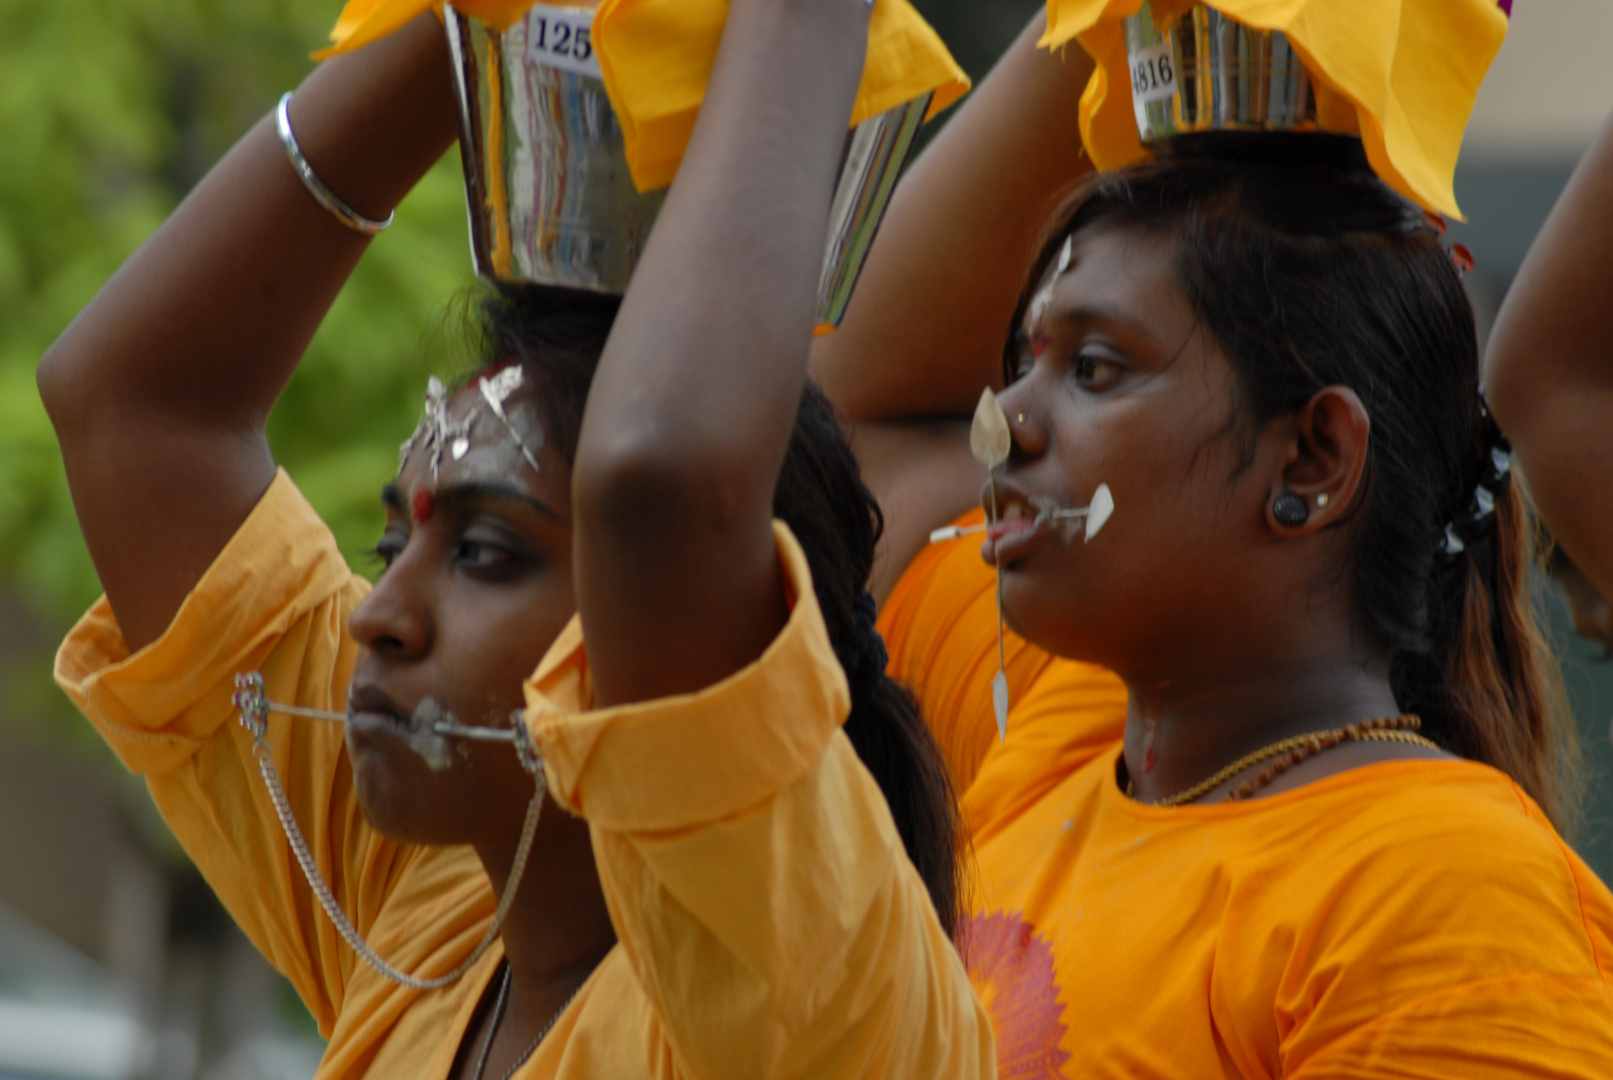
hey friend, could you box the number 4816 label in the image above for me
[1128,42,1177,131]
[526,4,601,80]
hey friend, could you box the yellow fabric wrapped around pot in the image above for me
[320,0,969,193]
[1042,0,1510,218]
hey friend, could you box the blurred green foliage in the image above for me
[0,0,1041,746]
[0,0,479,740]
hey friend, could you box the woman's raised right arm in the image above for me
[36,12,458,650]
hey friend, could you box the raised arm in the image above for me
[1484,111,1613,599]
[571,0,871,706]
[810,12,1094,422]
[807,13,1095,598]
[36,13,457,650]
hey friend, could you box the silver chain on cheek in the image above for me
[234,673,547,991]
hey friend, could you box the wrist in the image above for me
[281,12,458,222]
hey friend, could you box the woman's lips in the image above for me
[982,512,1043,566]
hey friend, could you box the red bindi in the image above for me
[411,488,436,523]
[1030,328,1049,358]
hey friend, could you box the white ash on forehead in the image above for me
[398,368,544,481]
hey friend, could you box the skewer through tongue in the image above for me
[928,483,1115,544]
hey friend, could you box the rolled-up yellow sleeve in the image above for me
[524,521,993,1079]
[52,470,475,1036]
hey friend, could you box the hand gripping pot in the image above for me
[1123,1,1335,144]
[445,3,931,329]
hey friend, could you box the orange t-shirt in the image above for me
[880,507,1613,1077]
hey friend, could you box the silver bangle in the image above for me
[274,91,394,236]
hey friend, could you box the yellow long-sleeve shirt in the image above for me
[56,470,993,1080]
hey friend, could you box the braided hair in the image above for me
[468,284,964,936]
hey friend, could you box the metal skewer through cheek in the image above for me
[231,673,545,990]
[929,505,1096,544]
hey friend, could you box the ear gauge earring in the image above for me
[1273,492,1310,527]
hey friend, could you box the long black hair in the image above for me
[1007,133,1577,828]
[467,284,963,936]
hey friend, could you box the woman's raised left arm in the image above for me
[570,0,871,706]
[1485,110,1613,599]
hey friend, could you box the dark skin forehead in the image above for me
[1023,226,1207,376]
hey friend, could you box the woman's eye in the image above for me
[455,532,517,571]
[1073,351,1122,388]
[371,529,408,570]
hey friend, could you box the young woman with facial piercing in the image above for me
[39,7,987,1079]
[812,9,1613,1076]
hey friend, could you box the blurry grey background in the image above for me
[1,1,1610,1077]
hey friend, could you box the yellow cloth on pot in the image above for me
[320,0,969,193]
[1042,0,1509,218]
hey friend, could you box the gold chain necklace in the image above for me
[1127,714,1439,808]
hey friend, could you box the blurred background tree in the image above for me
[0,0,1039,742]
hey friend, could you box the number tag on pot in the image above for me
[526,4,600,80]
[1129,42,1177,133]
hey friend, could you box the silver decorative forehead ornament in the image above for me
[398,367,544,482]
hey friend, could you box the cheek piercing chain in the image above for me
[230,673,546,989]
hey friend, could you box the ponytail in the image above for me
[776,384,964,939]
[1403,480,1579,830]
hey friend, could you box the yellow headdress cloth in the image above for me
[321,0,969,193]
[1042,0,1512,219]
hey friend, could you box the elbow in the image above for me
[1481,321,1539,440]
[36,341,86,437]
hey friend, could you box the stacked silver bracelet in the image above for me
[275,91,394,236]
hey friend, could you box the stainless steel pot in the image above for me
[446,2,929,329]
[1123,1,1326,144]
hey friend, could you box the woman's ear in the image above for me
[1265,385,1371,536]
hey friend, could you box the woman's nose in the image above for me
[349,546,432,660]
[995,381,1048,461]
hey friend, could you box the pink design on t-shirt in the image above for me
[964,910,1070,1079]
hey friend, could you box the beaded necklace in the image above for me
[1127,714,1440,808]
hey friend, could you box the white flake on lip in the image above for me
[406,698,454,771]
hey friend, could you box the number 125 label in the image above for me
[526,5,601,80]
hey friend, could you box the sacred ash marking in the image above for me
[398,367,545,483]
